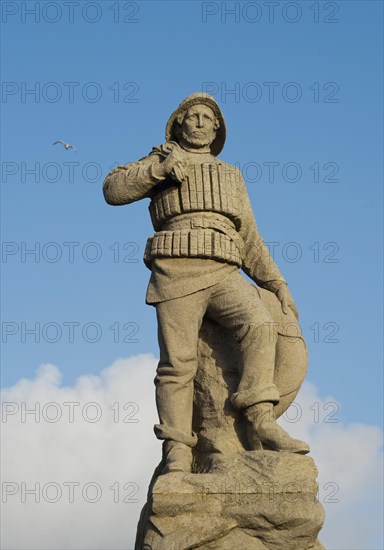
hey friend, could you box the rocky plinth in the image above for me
[135,451,325,550]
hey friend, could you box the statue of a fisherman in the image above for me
[103,93,309,474]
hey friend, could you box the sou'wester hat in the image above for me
[165,93,226,156]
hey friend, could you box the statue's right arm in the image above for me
[103,153,164,205]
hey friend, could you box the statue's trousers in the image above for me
[154,269,280,447]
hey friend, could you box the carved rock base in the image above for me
[135,451,325,550]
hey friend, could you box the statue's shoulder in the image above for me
[214,157,243,183]
[149,142,180,159]
[134,145,163,162]
[215,157,237,168]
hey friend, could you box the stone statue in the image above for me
[103,94,324,549]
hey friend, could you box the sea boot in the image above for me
[245,402,310,454]
[163,440,193,474]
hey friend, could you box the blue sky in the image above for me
[1,1,383,549]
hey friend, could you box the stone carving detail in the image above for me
[103,93,325,549]
[136,453,325,550]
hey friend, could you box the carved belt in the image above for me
[143,214,244,268]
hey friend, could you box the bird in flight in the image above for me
[53,140,76,151]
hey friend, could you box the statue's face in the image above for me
[179,104,218,149]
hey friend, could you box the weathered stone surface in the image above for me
[135,299,325,549]
[104,92,312,460]
[136,452,325,550]
[104,93,325,548]
[193,286,308,470]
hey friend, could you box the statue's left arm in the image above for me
[238,173,298,318]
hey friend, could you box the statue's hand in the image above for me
[155,142,188,183]
[276,284,299,320]
[170,161,186,183]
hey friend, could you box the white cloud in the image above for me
[1,355,161,550]
[1,356,383,550]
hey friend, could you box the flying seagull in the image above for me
[53,140,76,151]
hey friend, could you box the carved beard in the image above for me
[179,127,216,149]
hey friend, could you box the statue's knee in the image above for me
[237,321,277,346]
[155,355,198,382]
